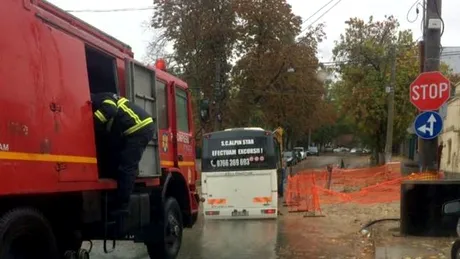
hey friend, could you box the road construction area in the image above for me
[85,155,455,259]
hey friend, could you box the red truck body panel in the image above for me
[0,1,197,198]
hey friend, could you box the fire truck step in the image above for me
[64,249,90,259]
[103,239,116,253]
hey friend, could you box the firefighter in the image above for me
[90,92,154,214]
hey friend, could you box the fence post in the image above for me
[326,164,333,190]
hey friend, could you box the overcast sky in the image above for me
[47,0,460,63]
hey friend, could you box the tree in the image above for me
[151,0,237,135]
[150,0,328,144]
[228,11,326,145]
[440,62,460,94]
[332,16,419,164]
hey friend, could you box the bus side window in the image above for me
[156,80,168,129]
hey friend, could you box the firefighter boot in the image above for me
[77,249,90,259]
[108,204,130,238]
[64,249,89,259]
[64,251,77,259]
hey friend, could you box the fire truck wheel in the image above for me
[145,197,183,259]
[451,239,460,259]
[0,207,59,259]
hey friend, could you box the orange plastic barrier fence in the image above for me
[284,162,442,215]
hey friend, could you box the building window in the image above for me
[175,88,189,132]
[156,80,168,129]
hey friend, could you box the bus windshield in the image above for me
[202,131,277,172]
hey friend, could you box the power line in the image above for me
[170,51,460,73]
[305,0,344,29]
[406,0,422,23]
[301,0,336,27]
[189,87,324,98]
[65,7,154,13]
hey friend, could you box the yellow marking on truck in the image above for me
[207,198,227,205]
[253,196,272,203]
[179,161,195,166]
[161,161,174,166]
[160,161,195,167]
[0,151,97,163]
[0,153,197,167]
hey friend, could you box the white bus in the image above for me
[201,127,283,219]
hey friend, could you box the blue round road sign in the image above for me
[413,111,443,140]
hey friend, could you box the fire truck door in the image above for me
[174,85,195,184]
[124,59,161,177]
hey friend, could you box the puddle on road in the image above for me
[179,214,365,259]
[180,219,279,259]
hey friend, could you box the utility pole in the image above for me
[213,56,222,131]
[419,0,442,171]
[385,45,397,163]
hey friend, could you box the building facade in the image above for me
[440,83,460,175]
[441,47,460,74]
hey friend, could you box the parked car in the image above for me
[294,150,303,162]
[324,146,334,152]
[350,148,363,154]
[307,146,319,156]
[333,147,350,153]
[350,147,371,155]
[362,148,371,154]
[294,147,307,160]
[283,151,297,166]
[441,199,460,258]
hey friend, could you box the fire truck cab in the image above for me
[0,1,199,258]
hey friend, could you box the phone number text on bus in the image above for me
[211,158,251,168]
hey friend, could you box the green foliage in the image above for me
[150,0,330,142]
[312,114,354,146]
[331,16,419,158]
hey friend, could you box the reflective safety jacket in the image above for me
[91,92,154,136]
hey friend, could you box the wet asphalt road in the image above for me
[86,155,354,259]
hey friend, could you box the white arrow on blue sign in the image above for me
[413,111,443,140]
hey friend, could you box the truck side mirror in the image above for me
[199,99,210,122]
[442,199,460,215]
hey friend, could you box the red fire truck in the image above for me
[0,1,199,258]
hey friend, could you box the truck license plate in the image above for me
[232,210,249,216]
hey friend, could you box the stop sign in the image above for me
[409,71,451,111]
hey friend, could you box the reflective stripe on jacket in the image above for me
[91,92,153,136]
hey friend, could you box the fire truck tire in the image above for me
[145,197,183,259]
[0,207,59,259]
[451,239,460,259]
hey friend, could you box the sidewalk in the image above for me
[372,220,454,259]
